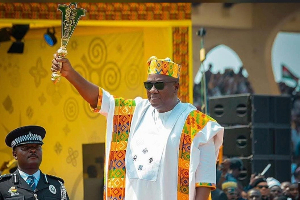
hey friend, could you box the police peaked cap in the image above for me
[5,125,46,148]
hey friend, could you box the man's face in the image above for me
[248,190,262,200]
[281,182,291,196]
[145,74,179,113]
[256,182,270,197]
[225,187,238,200]
[289,184,299,200]
[270,186,282,199]
[13,143,42,171]
[231,168,241,178]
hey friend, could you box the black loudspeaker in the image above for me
[223,126,291,157]
[209,94,291,126]
[212,94,292,185]
[224,126,292,184]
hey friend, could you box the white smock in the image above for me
[98,88,224,200]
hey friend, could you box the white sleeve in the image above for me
[99,89,115,116]
[191,121,224,187]
[195,138,217,185]
[90,87,114,117]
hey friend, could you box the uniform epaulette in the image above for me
[0,173,12,181]
[46,174,64,183]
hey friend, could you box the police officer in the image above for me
[0,125,69,200]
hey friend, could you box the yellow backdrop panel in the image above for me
[0,26,172,199]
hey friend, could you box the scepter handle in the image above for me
[51,46,68,84]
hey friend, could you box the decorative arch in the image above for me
[193,44,253,111]
[264,8,300,95]
[195,44,244,78]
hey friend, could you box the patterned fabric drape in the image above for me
[0,3,190,21]
[173,27,189,102]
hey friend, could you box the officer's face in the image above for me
[13,143,42,170]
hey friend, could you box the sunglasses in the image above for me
[144,81,177,91]
[257,185,269,189]
[249,195,261,199]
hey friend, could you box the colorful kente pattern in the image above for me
[97,90,215,199]
[107,92,136,200]
[173,27,189,103]
[0,3,191,21]
[177,110,216,200]
[147,56,181,79]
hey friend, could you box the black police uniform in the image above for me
[0,170,69,200]
[1,125,70,200]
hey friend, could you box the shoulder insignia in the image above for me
[0,173,12,181]
[46,174,64,183]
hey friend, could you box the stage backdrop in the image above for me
[0,3,192,199]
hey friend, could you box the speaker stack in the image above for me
[209,94,292,185]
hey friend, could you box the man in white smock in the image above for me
[51,55,224,200]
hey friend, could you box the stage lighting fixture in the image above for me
[44,27,57,46]
[7,24,29,54]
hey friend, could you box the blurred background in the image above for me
[0,3,300,200]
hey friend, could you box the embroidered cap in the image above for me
[147,56,181,78]
[5,125,46,148]
[222,181,238,190]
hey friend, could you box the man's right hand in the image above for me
[249,173,265,186]
[51,55,74,78]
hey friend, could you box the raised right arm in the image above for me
[51,56,99,108]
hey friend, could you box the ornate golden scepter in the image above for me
[51,2,85,84]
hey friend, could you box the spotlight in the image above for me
[7,24,29,54]
[44,27,57,46]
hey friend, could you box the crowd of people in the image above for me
[193,65,300,200]
[291,94,300,184]
[277,80,300,185]
[214,157,299,200]
[193,65,254,110]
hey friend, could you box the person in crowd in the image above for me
[291,98,300,156]
[222,181,239,200]
[213,163,229,200]
[281,182,291,200]
[253,178,270,200]
[247,189,262,200]
[0,125,69,200]
[267,177,282,200]
[244,174,264,192]
[51,56,224,200]
[217,157,244,193]
[292,166,300,184]
[287,183,298,200]
[273,196,288,200]
[247,188,261,200]
[211,188,228,200]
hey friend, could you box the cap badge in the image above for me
[49,185,56,194]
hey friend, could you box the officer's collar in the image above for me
[18,169,40,182]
